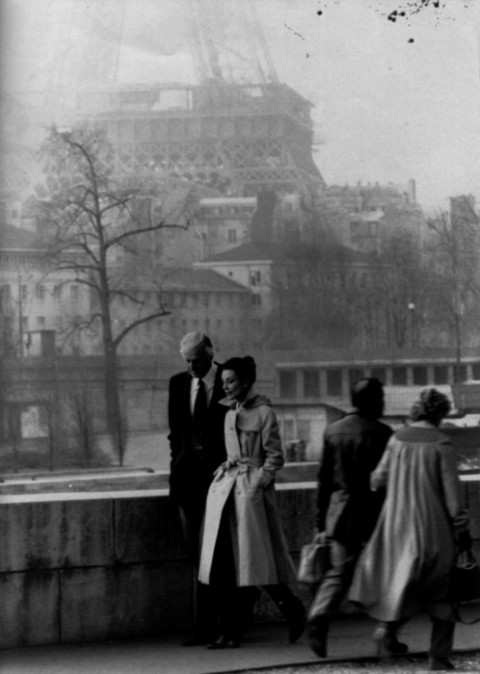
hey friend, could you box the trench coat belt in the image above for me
[214,456,262,477]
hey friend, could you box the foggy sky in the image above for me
[2,0,480,211]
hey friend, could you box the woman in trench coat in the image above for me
[198,355,305,648]
[348,388,472,672]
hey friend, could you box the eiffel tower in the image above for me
[71,0,326,199]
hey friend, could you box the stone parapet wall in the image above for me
[0,485,317,649]
[0,477,478,650]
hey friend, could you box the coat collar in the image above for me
[220,386,271,410]
[409,420,438,429]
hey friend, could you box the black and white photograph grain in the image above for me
[0,1,479,672]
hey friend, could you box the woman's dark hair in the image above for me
[410,387,451,425]
[221,356,257,387]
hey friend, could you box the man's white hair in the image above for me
[179,331,214,357]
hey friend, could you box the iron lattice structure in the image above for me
[79,81,325,198]
[35,0,325,198]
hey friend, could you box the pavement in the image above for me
[1,609,479,674]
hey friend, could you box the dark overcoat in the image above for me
[317,411,392,547]
[168,367,227,508]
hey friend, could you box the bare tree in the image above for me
[367,228,426,351]
[37,125,196,464]
[425,197,480,382]
[268,238,356,349]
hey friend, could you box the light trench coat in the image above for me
[198,390,296,587]
[349,421,470,622]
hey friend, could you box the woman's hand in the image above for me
[250,469,275,494]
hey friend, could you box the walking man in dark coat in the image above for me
[168,331,227,645]
[307,378,394,658]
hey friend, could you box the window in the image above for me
[20,285,27,302]
[303,369,320,398]
[53,285,62,299]
[326,369,342,396]
[22,316,29,330]
[282,419,295,443]
[279,371,296,399]
[35,284,45,301]
[251,294,261,305]
[349,368,364,385]
[297,420,311,445]
[413,366,427,386]
[392,367,407,385]
[454,365,467,383]
[70,285,79,302]
[472,363,480,380]
[371,367,386,383]
[227,229,237,243]
[37,316,46,327]
[433,366,448,384]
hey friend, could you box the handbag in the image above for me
[451,549,480,604]
[450,549,480,625]
[297,531,330,585]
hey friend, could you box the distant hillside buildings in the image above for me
[1,178,431,358]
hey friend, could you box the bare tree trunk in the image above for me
[454,312,463,383]
[104,346,126,466]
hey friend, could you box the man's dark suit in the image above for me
[168,367,227,525]
[168,365,227,642]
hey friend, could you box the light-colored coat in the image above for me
[198,389,296,586]
[349,422,470,622]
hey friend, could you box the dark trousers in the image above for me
[308,539,360,620]
[179,501,217,639]
[209,501,258,639]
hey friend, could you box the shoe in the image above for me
[182,633,212,646]
[373,626,409,656]
[429,656,455,671]
[287,597,306,643]
[277,595,306,643]
[306,615,328,658]
[207,635,241,649]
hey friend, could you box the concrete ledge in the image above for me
[1,478,479,649]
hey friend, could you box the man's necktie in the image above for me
[192,379,208,431]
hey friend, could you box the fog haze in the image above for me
[2,0,480,210]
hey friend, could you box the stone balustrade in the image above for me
[1,471,478,649]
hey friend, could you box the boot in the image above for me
[306,614,328,658]
[429,617,455,671]
[277,595,306,643]
[265,585,306,643]
[373,622,409,656]
[207,634,241,649]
